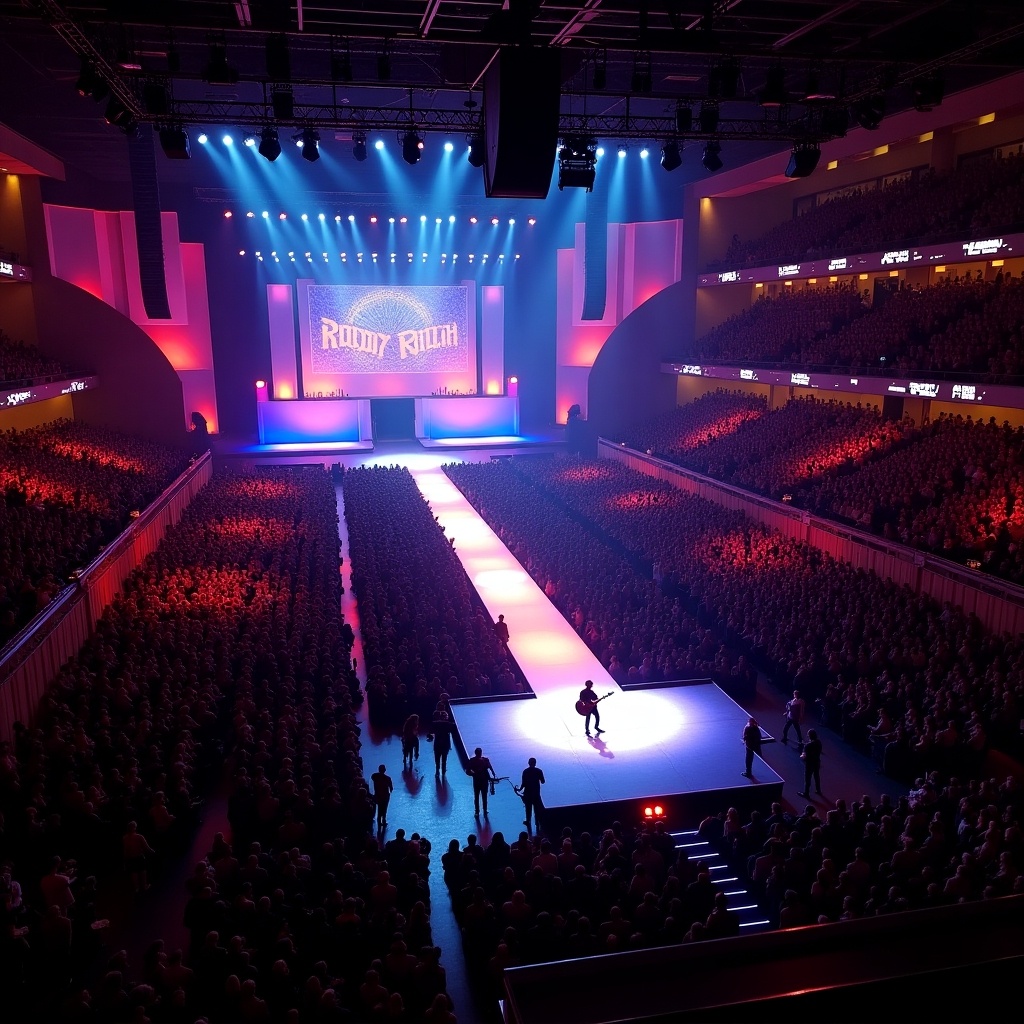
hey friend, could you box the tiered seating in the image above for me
[718,153,1024,268]
[695,284,866,364]
[343,466,523,728]
[0,329,80,385]
[0,421,191,644]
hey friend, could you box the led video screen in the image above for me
[297,281,476,398]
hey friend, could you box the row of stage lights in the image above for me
[225,211,535,226]
[239,250,521,264]
[185,129,674,166]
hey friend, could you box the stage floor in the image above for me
[449,682,785,827]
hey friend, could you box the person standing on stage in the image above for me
[519,757,546,833]
[781,690,806,748]
[431,708,452,775]
[370,764,393,828]
[799,729,823,798]
[741,717,762,778]
[579,679,604,736]
[494,614,510,646]
[466,746,497,816]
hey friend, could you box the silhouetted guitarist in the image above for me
[578,679,607,737]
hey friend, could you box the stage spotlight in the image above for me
[617,144,627,158]
[104,96,135,131]
[557,135,598,191]
[258,127,281,162]
[158,125,190,160]
[449,215,456,223]
[702,140,723,173]
[352,132,368,161]
[374,139,385,151]
[467,134,486,167]
[197,133,208,144]
[298,128,320,162]
[300,213,308,221]
[639,147,649,159]
[75,59,107,100]
[444,140,454,153]
[491,217,499,226]
[660,140,682,172]
[222,134,233,146]
[402,131,422,165]
[698,101,719,134]
[243,134,256,147]
[785,142,821,178]
[852,94,886,130]
[596,146,605,158]
[642,803,667,821]
[528,217,536,225]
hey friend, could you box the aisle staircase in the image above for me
[672,828,773,933]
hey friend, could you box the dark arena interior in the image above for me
[2,1,1024,1021]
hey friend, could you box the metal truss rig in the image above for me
[161,99,838,145]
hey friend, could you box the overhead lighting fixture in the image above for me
[698,101,719,134]
[468,134,485,168]
[402,131,423,165]
[75,59,107,101]
[708,60,739,100]
[759,66,787,108]
[557,135,597,191]
[271,85,293,121]
[912,73,944,112]
[104,96,135,132]
[353,132,367,161]
[702,140,723,173]
[592,49,607,90]
[298,128,320,162]
[258,126,281,162]
[631,50,652,94]
[617,144,628,158]
[852,94,886,131]
[142,81,169,116]
[675,104,693,135]
[158,125,190,160]
[204,38,238,85]
[660,141,682,172]
[785,142,821,178]
[331,50,353,83]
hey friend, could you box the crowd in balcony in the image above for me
[718,153,1024,269]
[694,273,1024,376]
[0,330,80,387]
[343,466,523,729]
[0,420,191,645]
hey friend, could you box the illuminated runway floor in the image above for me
[408,465,784,825]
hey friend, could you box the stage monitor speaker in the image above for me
[483,48,561,199]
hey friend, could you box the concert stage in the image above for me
[448,681,785,832]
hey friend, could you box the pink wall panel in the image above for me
[119,211,189,325]
[44,205,103,299]
[267,283,298,400]
[480,285,505,395]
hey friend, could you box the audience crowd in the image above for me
[448,456,1023,775]
[343,466,523,729]
[442,770,1021,986]
[0,420,191,645]
[717,152,1024,269]
[0,467,456,1022]
[0,330,79,387]
[624,394,1024,585]
[694,273,1024,375]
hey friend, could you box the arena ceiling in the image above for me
[0,1,1023,182]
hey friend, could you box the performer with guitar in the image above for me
[577,679,610,736]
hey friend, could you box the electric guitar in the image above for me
[575,691,614,716]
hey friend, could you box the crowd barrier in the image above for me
[0,451,213,740]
